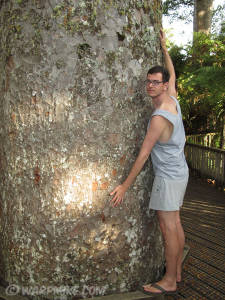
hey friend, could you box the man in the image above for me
[110,29,189,295]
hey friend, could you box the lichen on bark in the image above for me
[0,0,164,298]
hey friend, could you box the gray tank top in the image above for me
[149,96,189,180]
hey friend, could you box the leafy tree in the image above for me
[163,0,225,36]
[170,32,225,148]
[163,1,225,148]
[163,0,194,21]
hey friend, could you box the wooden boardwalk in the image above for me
[169,176,225,300]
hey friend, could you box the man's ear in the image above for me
[163,82,169,90]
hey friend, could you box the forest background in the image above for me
[162,0,225,149]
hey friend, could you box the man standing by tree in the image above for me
[110,29,189,295]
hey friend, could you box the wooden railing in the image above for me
[185,142,225,188]
[186,133,222,148]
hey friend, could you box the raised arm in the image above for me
[160,29,177,97]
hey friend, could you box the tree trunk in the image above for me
[0,0,164,298]
[193,0,213,34]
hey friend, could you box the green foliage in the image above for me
[170,32,225,137]
[168,45,186,77]
[162,0,193,15]
[186,133,222,148]
[211,4,225,34]
[163,0,225,34]
[162,0,193,22]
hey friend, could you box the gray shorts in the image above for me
[149,175,189,211]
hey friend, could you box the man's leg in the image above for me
[143,210,182,293]
[175,210,185,282]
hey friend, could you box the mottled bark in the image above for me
[0,0,164,299]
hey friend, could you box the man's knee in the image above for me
[165,222,177,234]
[158,219,177,239]
[157,210,178,227]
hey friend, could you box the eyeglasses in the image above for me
[145,80,164,86]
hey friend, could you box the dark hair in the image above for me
[147,65,170,83]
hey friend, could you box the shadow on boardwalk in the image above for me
[170,176,225,300]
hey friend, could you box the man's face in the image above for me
[146,72,168,98]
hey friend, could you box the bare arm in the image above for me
[110,116,168,206]
[160,28,177,97]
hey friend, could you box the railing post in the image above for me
[185,142,225,189]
